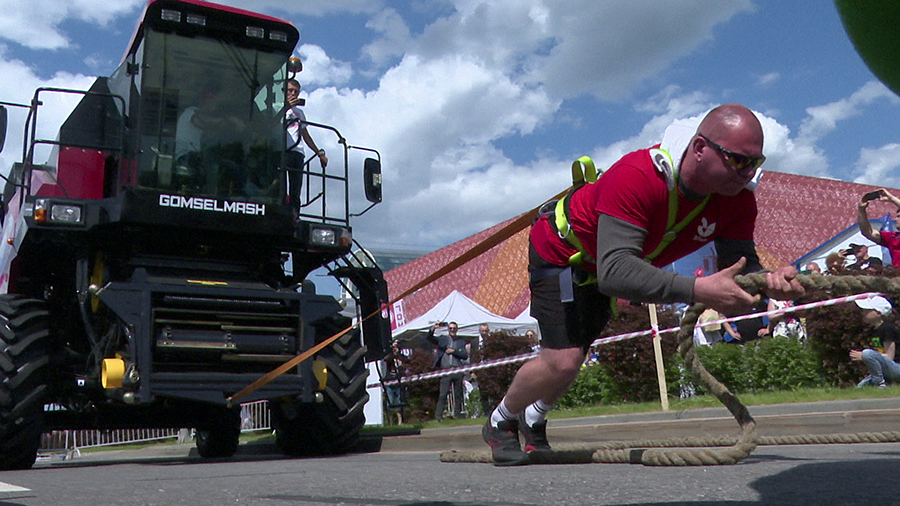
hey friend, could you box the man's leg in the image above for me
[451,374,465,418]
[860,349,888,385]
[880,356,900,384]
[483,248,609,464]
[286,150,304,218]
[500,347,587,413]
[435,375,452,421]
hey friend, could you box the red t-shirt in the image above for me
[531,146,757,268]
[880,230,900,268]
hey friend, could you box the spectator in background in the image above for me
[525,329,539,351]
[850,296,900,387]
[825,252,845,275]
[426,321,468,421]
[722,319,743,343]
[845,243,882,273]
[767,299,806,341]
[857,188,900,270]
[693,308,724,346]
[382,340,408,425]
[284,78,328,217]
[804,262,821,274]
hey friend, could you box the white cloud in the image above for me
[218,0,385,17]
[756,72,780,86]
[798,81,899,143]
[2,0,897,256]
[295,44,353,87]
[852,144,900,189]
[0,51,95,175]
[393,0,754,102]
[0,0,142,49]
[300,51,559,246]
[361,8,411,67]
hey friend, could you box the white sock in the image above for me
[490,399,517,428]
[524,399,552,427]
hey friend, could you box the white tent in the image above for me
[392,290,536,343]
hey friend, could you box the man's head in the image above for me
[856,296,892,327]
[286,78,301,96]
[448,322,459,335]
[683,104,765,196]
[805,262,821,274]
[479,323,490,338]
[825,252,844,273]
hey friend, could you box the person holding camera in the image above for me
[426,321,468,422]
[857,188,900,269]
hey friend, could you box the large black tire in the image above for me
[195,406,241,458]
[272,322,368,456]
[0,296,51,470]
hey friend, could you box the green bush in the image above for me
[557,363,621,408]
[592,303,680,403]
[689,337,822,394]
[473,330,535,407]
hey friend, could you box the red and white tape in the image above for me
[370,291,885,388]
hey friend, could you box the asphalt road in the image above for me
[1,397,898,506]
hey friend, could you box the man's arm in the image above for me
[594,215,761,312]
[857,200,882,245]
[302,129,328,168]
[425,324,440,345]
[883,339,896,361]
[595,215,802,314]
[593,214,695,303]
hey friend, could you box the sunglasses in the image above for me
[698,133,765,172]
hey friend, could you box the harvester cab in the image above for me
[0,0,389,470]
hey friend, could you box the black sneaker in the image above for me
[517,413,551,453]
[482,419,528,466]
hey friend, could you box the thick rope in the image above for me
[440,273,900,466]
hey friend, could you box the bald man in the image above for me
[483,104,805,465]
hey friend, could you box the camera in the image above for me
[862,190,883,202]
[437,321,448,327]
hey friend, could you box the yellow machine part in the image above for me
[312,359,327,391]
[102,357,125,389]
[90,252,105,313]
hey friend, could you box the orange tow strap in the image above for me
[226,188,569,406]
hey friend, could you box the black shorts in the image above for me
[528,244,612,353]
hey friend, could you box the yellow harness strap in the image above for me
[554,153,710,270]
[554,156,600,269]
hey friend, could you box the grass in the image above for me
[53,385,900,450]
[393,384,900,431]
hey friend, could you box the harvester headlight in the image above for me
[270,31,288,42]
[310,227,336,246]
[309,226,352,248]
[50,203,83,224]
[246,26,265,38]
[160,9,182,22]
[186,14,206,26]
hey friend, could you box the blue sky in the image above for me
[1,0,899,255]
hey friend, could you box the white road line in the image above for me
[0,481,30,493]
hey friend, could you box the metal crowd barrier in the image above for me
[37,400,272,460]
